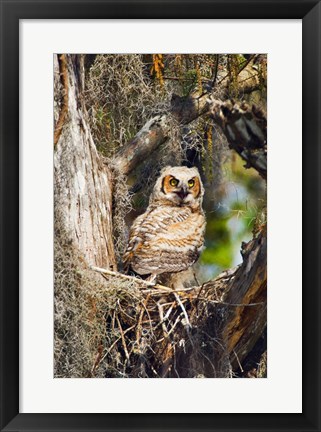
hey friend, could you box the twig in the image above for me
[191,296,265,307]
[211,54,220,88]
[236,54,257,76]
[174,293,191,328]
[141,286,198,295]
[118,303,137,322]
[115,315,130,361]
[109,325,135,354]
[96,324,136,368]
[157,302,169,339]
[135,294,150,353]
[154,301,175,331]
[163,303,175,322]
[91,342,104,376]
[233,349,244,373]
[217,54,256,86]
[90,265,173,292]
[163,313,184,339]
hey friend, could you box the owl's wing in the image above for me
[123,211,151,272]
[123,208,168,272]
[123,206,204,274]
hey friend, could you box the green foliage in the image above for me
[181,69,198,96]
[199,154,266,280]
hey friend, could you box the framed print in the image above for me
[0,1,320,431]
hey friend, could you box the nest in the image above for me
[54,228,232,378]
[92,267,234,378]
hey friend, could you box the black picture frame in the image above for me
[0,1,320,431]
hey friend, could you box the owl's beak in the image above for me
[176,186,189,200]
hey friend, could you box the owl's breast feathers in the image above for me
[123,206,206,276]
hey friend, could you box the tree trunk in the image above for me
[201,227,267,373]
[54,54,116,270]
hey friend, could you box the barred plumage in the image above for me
[123,166,206,287]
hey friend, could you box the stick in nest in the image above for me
[91,265,173,292]
[115,315,130,361]
[174,293,191,329]
[157,302,169,339]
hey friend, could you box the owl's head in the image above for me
[150,166,204,209]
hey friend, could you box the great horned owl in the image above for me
[123,166,206,288]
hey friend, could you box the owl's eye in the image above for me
[188,179,195,188]
[170,178,178,187]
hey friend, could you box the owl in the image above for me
[123,166,206,288]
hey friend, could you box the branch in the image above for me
[113,56,266,176]
[90,265,173,292]
[113,91,211,175]
[113,115,169,175]
[209,99,267,179]
[114,93,266,178]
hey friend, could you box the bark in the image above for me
[113,115,169,175]
[54,54,116,269]
[201,227,267,372]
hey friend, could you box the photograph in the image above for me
[53,53,267,378]
[1,0,320,427]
